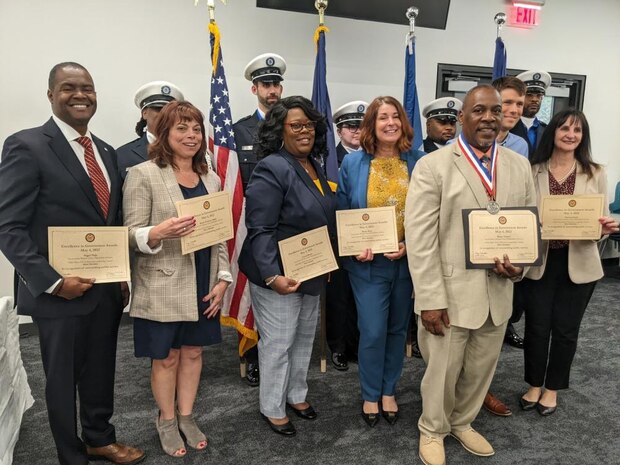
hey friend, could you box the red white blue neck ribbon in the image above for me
[458,134,498,199]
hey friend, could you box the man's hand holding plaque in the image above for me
[462,207,542,269]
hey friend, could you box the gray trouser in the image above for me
[249,283,319,418]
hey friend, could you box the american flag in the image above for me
[208,26,257,355]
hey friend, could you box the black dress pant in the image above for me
[522,248,597,390]
[33,286,123,465]
[325,268,359,357]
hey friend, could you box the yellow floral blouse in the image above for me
[367,156,409,242]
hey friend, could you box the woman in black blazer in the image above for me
[239,96,336,436]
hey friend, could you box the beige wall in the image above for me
[1,0,619,297]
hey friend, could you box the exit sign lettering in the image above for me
[509,5,540,28]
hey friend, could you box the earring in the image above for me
[279,140,284,150]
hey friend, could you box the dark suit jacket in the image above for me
[233,111,261,191]
[0,118,122,318]
[116,134,148,180]
[336,148,425,282]
[423,137,440,154]
[239,149,337,296]
[510,118,547,155]
[336,142,348,166]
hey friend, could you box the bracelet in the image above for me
[265,275,279,287]
[51,278,65,296]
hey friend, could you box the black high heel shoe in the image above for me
[361,404,380,427]
[260,413,296,436]
[536,402,557,416]
[519,395,540,411]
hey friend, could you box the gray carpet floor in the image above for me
[12,278,620,465]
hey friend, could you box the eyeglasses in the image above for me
[284,121,317,133]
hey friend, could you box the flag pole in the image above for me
[315,0,329,374]
[494,12,506,38]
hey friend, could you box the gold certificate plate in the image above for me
[463,207,542,269]
[48,226,130,283]
[336,206,399,257]
[175,191,234,255]
[278,226,339,283]
[540,194,604,240]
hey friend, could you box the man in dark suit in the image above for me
[0,62,145,465]
[421,97,462,153]
[116,80,184,180]
[233,52,286,386]
[510,70,551,155]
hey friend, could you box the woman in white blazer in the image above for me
[519,110,618,415]
[123,102,232,456]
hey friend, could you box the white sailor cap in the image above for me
[516,70,551,94]
[244,53,286,83]
[134,81,184,110]
[333,101,368,127]
[422,97,462,121]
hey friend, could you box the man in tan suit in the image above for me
[405,85,536,465]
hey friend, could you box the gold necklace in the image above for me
[299,158,310,173]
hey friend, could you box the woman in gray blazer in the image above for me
[519,110,618,415]
[123,102,232,456]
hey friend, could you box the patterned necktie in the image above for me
[76,136,110,218]
[480,155,491,171]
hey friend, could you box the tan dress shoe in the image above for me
[450,428,495,456]
[419,435,445,465]
[86,442,146,465]
[483,391,512,416]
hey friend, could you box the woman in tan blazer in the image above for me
[519,110,618,415]
[123,102,232,457]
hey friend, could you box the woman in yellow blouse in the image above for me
[336,96,424,427]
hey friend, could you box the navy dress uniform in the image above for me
[233,52,286,386]
[324,101,368,370]
[510,70,551,154]
[116,81,184,180]
[333,101,367,166]
[233,53,286,191]
[421,97,462,153]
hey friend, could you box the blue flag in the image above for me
[404,37,423,151]
[492,37,507,81]
[311,28,338,183]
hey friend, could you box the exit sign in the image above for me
[509,3,541,28]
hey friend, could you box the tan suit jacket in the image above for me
[526,162,608,284]
[123,161,231,322]
[406,143,536,329]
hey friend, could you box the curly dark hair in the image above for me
[530,109,599,178]
[134,118,147,137]
[148,101,209,175]
[255,96,327,160]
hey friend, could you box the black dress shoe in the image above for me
[331,352,349,371]
[381,410,399,425]
[536,402,557,416]
[519,396,539,411]
[260,413,296,436]
[287,403,317,420]
[504,326,524,349]
[361,407,380,427]
[246,362,259,387]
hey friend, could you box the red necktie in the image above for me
[76,136,110,218]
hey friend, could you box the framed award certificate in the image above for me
[336,206,399,257]
[540,194,604,240]
[175,191,234,255]
[48,226,130,283]
[462,207,542,269]
[278,226,339,283]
